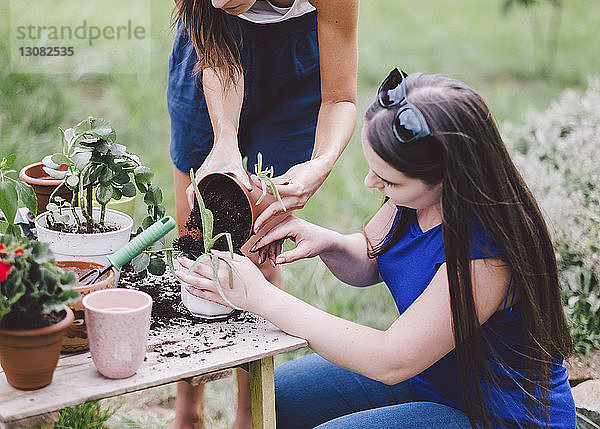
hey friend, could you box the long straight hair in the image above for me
[173,0,242,86]
[367,73,572,428]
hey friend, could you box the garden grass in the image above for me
[1,0,599,426]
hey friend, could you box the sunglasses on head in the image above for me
[377,68,431,144]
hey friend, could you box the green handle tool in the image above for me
[78,216,176,285]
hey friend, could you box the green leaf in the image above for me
[66,174,79,188]
[110,143,126,157]
[141,215,154,229]
[0,297,11,324]
[148,256,166,276]
[73,117,92,135]
[165,250,176,278]
[59,271,78,288]
[88,117,116,140]
[5,223,21,237]
[121,181,136,197]
[189,168,212,252]
[0,181,18,224]
[99,168,115,185]
[204,209,214,247]
[4,275,26,303]
[43,166,67,180]
[113,172,130,185]
[62,127,75,145]
[0,154,16,170]
[136,182,148,193]
[134,166,153,184]
[256,179,268,205]
[96,185,112,205]
[144,184,163,205]
[131,252,150,273]
[268,181,286,212]
[32,242,54,264]
[111,186,122,200]
[95,142,110,155]
[15,181,37,216]
[51,154,71,167]
[46,202,59,212]
[71,150,92,171]
[211,255,239,309]
[42,154,60,169]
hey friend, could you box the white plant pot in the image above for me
[35,208,133,283]
[174,256,233,319]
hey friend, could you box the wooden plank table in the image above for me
[0,313,307,429]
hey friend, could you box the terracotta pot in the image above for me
[19,162,73,215]
[0,306,74,390]
[56,261,116,353]
[198,172,291,251]
[179,173,289,319]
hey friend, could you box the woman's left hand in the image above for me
[252,157,331,233]
[175,251,271,312]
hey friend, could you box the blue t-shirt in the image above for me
[376,208,576,428]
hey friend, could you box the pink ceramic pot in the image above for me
[82,289,152,379]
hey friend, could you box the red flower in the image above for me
[0,244,6,255]
[14,248,24,256]
[0,261,11,282]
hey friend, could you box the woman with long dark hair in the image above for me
[168,1,357,427]
[176,70,576,428]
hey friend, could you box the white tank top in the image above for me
[239,0,315,24]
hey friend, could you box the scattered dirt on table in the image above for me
[119,262,260,360]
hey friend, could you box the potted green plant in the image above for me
[173,168,242,318]
[34,117,165,269]
[0,234,79,389]
[0,154,37,237]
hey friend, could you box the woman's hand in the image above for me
[185,138,251,209]
[175,251,271,312]
[250,215,336,265]
[252,157,331,233]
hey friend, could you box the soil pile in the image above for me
[173,174,252,258]
[120,262,252,331]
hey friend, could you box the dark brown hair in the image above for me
[173,0,242,86]
[366,73,572,428]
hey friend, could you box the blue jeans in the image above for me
[275,354,472,429]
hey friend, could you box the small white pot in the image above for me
[35,208,133,283]
[173,256,233,319]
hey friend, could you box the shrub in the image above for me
[504,77,600,353]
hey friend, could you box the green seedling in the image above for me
[184,168,245,310]
[254,153,286,212]
[43,117,165,234]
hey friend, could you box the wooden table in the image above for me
[0,313,307,429]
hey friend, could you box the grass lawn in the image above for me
[1,0,600,426]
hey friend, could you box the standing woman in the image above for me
[167,0,358,427]
[177,71,576,428]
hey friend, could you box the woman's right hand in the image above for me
[250,215,336,265]
[185,138,251,209]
